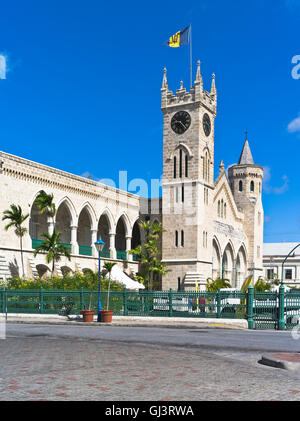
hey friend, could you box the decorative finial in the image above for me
[219,160,225,175]
[180,80,183,89]
[245,129,248,140]
[211,73,216,95]
[162,67,168,90]
[195,60,203,85]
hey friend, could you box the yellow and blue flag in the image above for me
[164,25,191,48]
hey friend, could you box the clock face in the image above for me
[171,111,191,135]
[203,113,211,137]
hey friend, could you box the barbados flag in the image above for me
[164,25,191,48]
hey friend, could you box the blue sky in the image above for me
[0,0,300,242]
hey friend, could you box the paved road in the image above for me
[1,323,300,401]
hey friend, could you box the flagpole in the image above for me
[189,24,192,89]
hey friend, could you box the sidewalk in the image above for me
[4,313,248,329]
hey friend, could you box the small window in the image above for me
[175,230,178,247]
[178,277,181,291]
[239,180,243,192]
[224,203,227,218]
[267,269,274,280]
[173,156,177,179]
[175,187,179,203]
[181,230,184,247]
[285,269,292,280]
[185,154,188,177]
[179,149,183,178]
[250,180,254,192]
[182,185,184,203]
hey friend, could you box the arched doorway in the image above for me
[97,213,112,258]
[55,202,72,253]
[29,199,48,249]
[77,207,92,256]
[236,246,247,288]
[222,243,234,283]
[131,220,141,261]
[116,216,128,260]
[212,238,221,279]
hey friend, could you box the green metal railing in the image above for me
[0,287,247,319]
[79,245,92,256]
[117,250,127,260]
[32,239,72,253]
[1,286,299,329]
[101,248,111,258]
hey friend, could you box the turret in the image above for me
[228,133,264,280]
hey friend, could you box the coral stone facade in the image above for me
[0,151,141,279]
[160,62,264,290]
[0,61,264,289]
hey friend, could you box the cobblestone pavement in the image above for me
[1,334,300,401]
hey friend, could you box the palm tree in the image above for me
[2,204,29,278]
[103,261,117,310]
[33,229,71,274]
[34,191,56,226]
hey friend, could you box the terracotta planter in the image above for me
[99,310,114,323]
[81,309,95,322]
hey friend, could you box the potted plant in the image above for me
[81,270,96,322]
[100,261,117,323]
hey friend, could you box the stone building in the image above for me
[263,243,300,286]
[160,61,264,290]
[0,60,264,289]
[0,151,141,279]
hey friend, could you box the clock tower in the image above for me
[161,61,218,290]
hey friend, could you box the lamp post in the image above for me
[281,244,300,286]
[94,236,105,322]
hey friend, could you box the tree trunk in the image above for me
[20,236,25,279]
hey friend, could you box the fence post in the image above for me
[40,287,44,314]
[2,286,5,314]
[169,288,173,317]
[247,285,254,329]
[278,285,285,330]
[124,288,128,316]
[80,287,84,310]
[217,289,221,318]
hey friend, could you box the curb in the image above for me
[261,353,300,371]
[4,313,248,330]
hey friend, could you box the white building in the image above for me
[263,243,300,286]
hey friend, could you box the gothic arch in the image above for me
[55,197,77,226]
[77,202,97,231]
[212,237,221,279]
[115,212,131,237]
[168,142,194,160]
[98,208,115,234]
[222,242,235,283]
[235,244,248,288]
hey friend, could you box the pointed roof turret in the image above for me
[238,132,254,165]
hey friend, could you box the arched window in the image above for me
[181,230,184,247]
[173,156,177,179]
[224,203,227,218]
[175,230,178,247]
[221,199,224,218]
[250,180,254,192]
[179,149,183,178]
[185,154,188,177]
[239,180,243,192]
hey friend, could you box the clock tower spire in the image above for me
[161,61,217,290]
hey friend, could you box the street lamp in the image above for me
[94,236,105,322]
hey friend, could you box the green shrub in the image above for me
[1,271,124,291]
